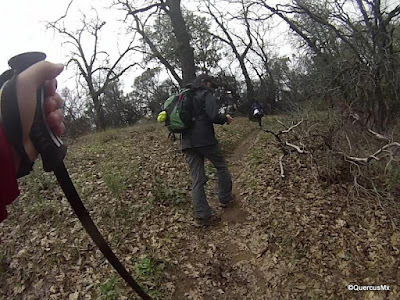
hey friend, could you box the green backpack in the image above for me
[158,88,195,133]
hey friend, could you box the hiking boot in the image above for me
[194,212,221,227]
[219,194,236,208]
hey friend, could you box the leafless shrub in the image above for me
[265,109,400,203]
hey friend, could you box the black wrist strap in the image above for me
[0,75,34,177]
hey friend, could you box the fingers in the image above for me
[47,108,63,124]
[16,61,64,135]
[44,93,63,114]
[15,61,64,161]
[44,93,65,136]
[19,61,64,89]
[43,79,64,137]
[54,122,66,136]
[44,79,58,97]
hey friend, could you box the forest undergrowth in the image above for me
[0,115,399,300]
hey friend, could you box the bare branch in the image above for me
[47,9,137,129]
[335,142,400,165]
[279,154,285,178]
[281,120,303,134]
[367,129,391,142]
[48,0,75,25]
[204,0,254,100]
[386,5,400,24]
[131,14,183,86]
[345,132,352,152]
[124,2,166,15]
[256,1,321,55]
[285,142,307,154]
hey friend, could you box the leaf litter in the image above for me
[0,117,399,299]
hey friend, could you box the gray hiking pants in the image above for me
[184,144,232,219]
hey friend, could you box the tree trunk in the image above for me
[166,0,196,87]
[92,94,106,130]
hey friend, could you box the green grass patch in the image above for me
[249,147,264,168]
[99,275,118,300]
[29,166,56,201]
[131,257,167,298]
[152,176,186,207]
[100,163,127,199]
[22,167,58,219]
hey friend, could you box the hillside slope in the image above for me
[0,117,399,299]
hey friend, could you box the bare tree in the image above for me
[254,0,400,130]
[244,12,279,112]
[203,0,255,103]
[47,9,137,130]
[115,0,196,86]
[61,86,92,137]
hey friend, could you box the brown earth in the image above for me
[0,116,399,300]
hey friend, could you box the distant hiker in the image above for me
[182,74,235,226]
[0,61,65,222]
[252,100,264,128]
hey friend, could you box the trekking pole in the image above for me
[6,52,152,300]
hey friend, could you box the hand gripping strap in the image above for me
[0,76,34,177]
[30,92,67,172]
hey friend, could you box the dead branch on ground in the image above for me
[263,119,306,178]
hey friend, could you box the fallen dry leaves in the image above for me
[0,116,399,299]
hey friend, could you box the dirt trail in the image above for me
[173,128,268,299]
[222,129,261,223]
[220,129,267,293]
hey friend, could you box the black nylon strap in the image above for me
[29,88,67,172]
[0,76,34,177]
[54,162,152,300]
[1,53,150,298]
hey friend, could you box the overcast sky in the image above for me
[0,0,293,92]
[2,0,398,90]
[0,0,118,88]
[0,0,68,77]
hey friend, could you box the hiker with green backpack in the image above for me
[159,74,234,226]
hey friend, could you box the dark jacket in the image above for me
[0,125,20,223]
[181,87,227,150]
[252,102,264,114]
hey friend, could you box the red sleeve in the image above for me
[0,124,19,222]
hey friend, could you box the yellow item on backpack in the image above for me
[157,110,167,123]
